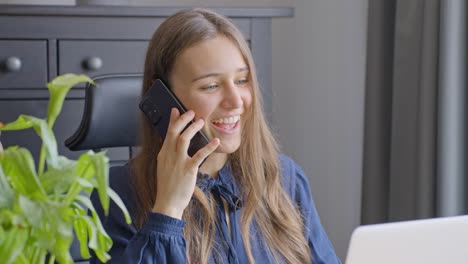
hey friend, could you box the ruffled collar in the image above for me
[196,163,242,210]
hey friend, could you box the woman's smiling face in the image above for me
[169,35,252,154]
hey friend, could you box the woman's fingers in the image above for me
[163,108,217,164]
[165,108,194,144]
[164,108,180,140]
[176,118,205,153]
[190,138,220,168]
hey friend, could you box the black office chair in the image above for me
[65,73,142,152]
[65,73,143,263]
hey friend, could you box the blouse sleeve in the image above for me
[280,155,343,264]
[89,165,187,264]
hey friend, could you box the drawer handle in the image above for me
[83,57,103,71]
[3,56,22,72]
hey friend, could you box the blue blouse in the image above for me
[90,155,342,264]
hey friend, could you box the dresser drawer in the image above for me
[58,40,148,82]
[0,99,130,162]
[0,40,48,89]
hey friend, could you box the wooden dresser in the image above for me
[0,5,292,164]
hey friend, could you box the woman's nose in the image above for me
[221,82,243,109]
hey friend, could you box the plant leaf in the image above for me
[89,151,110,215]
[50,206,74,264]
[76,214,111,263]
[0,164,14,208]
[76,151,110,215]
[73,214,91,259]
[51,234,74,264]
[41,160,77,196]
[75,215,98,250]
[75,153,94,180]
[18,196,56,250]
[0,73,130,264]
[62,153,95,207]
[47,155,77,171]
[75,195,112,262]
[0,226,28,264]
[75,178,94,194]
[11,252,29,264]
[19,196,74,260]
[1,148,46,200]
[0,137,3,160]
[0,116,33,131]
[107,188,131,224]
[0,208,27,231]
[47,74,93,129]
[74,195,111,242]
[0,115,59,167]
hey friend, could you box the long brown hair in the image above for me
[131,8,311,264]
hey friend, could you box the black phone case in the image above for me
[139,79,210,157]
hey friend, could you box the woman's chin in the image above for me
[213,141,240,154]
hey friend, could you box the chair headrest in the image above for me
[65,74,142,151]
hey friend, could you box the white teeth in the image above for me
[212,115,240,124]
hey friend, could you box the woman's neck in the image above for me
[199,152,228,178]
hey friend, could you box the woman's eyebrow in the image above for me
[191,67,249,82]
[192,72,220,82]
[237,67,249,73]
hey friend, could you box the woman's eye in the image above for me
[235,79,249,85]
[202,84,218,90]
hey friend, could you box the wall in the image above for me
[271,0,367,259]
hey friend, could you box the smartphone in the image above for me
[139,79,210,158]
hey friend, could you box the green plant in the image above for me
[0,74,131,264]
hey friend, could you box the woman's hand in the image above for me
[152,108,220,219]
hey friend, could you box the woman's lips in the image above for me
[211,115,241,124]
[211,120,240,134]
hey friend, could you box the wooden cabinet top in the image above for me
[0,5,293,18]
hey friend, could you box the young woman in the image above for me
[91,8,341,264]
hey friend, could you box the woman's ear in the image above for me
[151,74,157,83]
[151,74,168,85]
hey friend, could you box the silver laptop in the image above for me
[345,215,468,264]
